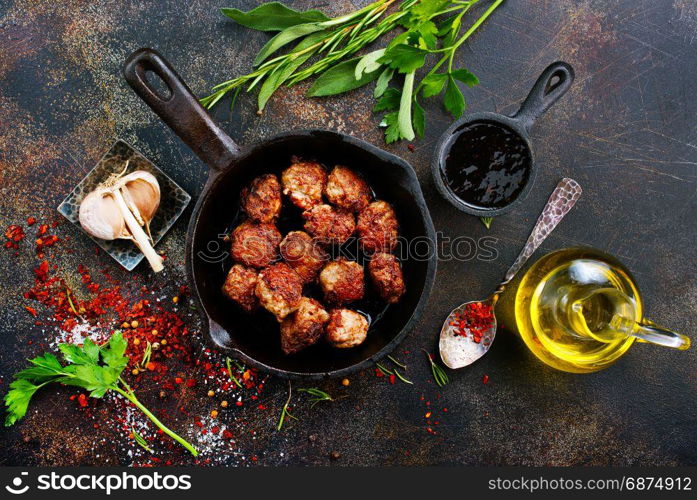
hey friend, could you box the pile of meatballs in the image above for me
[221,158,406,355]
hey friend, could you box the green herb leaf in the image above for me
[258,31,328,110]
[298,387,333,408]
[409,0,451,23]
[416,21,438,49]
[378,44,427,74]
[380,112,402,144]
[373,87,401,112]
[421,73,448,97]
[374,67,394,98]
[398,71,416,141]
[451,68,479,87]
[4,379,41,426]
[413,98,425,138]
[254,22,327,66]
[222,2,329,32]
[480,216,493,229]
[307,57,380,97]
[355,49,385,80]
[444,76,466,118]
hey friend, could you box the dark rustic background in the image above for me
[1,0,695,466]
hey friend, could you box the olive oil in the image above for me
[513,247,642,373]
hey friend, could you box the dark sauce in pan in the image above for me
[441,121,532,210]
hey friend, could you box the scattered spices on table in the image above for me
[449,302,495,344]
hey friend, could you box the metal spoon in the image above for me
[439,178,583,369]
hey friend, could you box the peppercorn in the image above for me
[146,362,155,371]
[151,329,158,336]
[130,320,139,328]
[207,390,215,397]
[211,410,218,418]
[330,451,341,460]
[342,378,350,387]
[131,368,139,376]
[121,322,130,329]
[159,391,166,398]
[172,296,179,304]
[160,339,167,346]
[221,400,228,408]
[133,338,140,346]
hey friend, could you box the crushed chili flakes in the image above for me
[449,301,495,344]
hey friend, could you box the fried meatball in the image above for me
[325,309,369,348]
[319,258,365,305]
[368,252,406,304]
[356,200,399,254]
[255,263,303,320]
[303,204,355,245]
[325,165,371,212]
[230,220,282,268]
[280,297,330,355]
[281,159,327,210]
[240,173,281,223]
[221,264,259,312]
[279,231,328,283]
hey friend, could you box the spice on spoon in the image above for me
[79,162,163,272]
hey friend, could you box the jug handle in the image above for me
[632,319,691,350]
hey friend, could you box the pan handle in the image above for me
[123,48,240,172]
[512,61,574,133]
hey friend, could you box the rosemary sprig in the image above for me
[132,426,154,453]
[375,362,393,376]
[393,368,414,385]
[225,357,243,389]
[423,349,449,387]
[298,387,333,407]
[387,354,407,369]
[277,381,297,431]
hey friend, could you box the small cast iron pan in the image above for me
[123,48,437,380]
[432,61,574,217]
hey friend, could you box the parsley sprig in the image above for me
[4,331,198,456]
[203,0,503,143]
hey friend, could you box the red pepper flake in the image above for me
[389,374,395,385]
[185,379,196,388]
[174,377,183,385]
[4,225,25,249]
[37,224,48,236]
[451,302,494,343]
[236,401,243,407]
[482,374,489,384]
[222,429,233,440]
[24,306,37,317]
[77,394,88,407]
[257,404,266,410]
[27,217,36,226]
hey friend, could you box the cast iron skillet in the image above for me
[123,48,437,379]
[432,61,574,216]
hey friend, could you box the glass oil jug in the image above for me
[499,247,690,373]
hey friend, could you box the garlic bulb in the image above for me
[79,165,164,272]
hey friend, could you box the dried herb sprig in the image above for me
[298,387,333,407]
[480,216,493,229]
[4,331,198,456]
[132,426,154,453]
[225,357,243,389]
[277,381,297,431]
[204,0,503,143]
[140,340,152,370]
[423,349,449,387]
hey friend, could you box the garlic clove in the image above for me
[79,189,128,240]
[120,171,160,224]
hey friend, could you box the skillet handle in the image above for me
[123,48,240,172]
[512,61,574,133]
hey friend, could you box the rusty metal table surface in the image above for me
[1,0,695,466]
